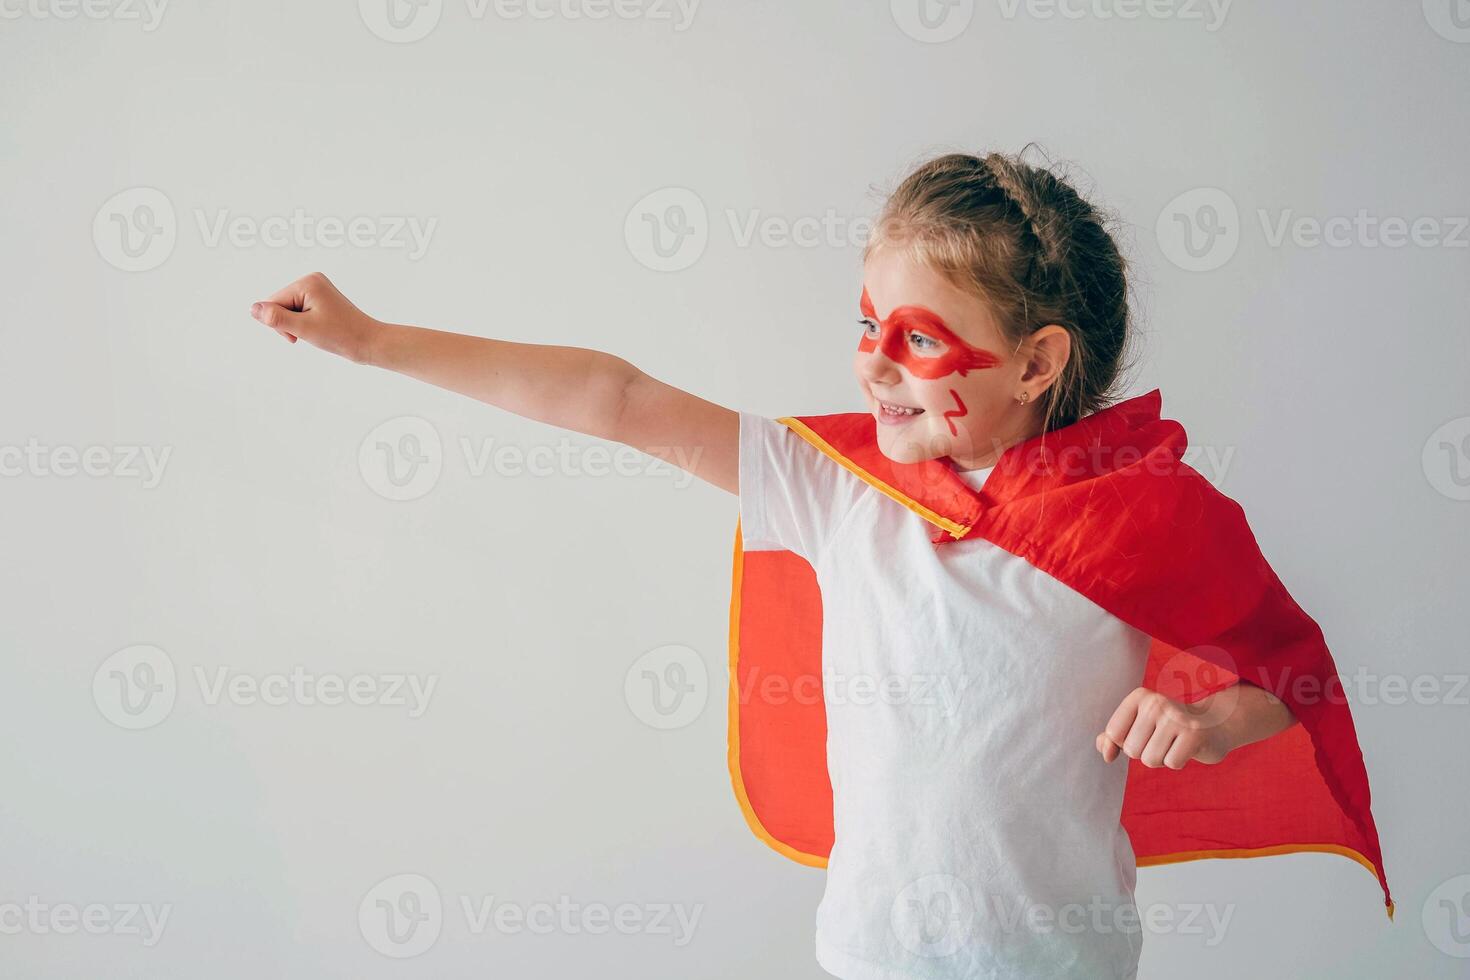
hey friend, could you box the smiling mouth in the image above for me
[876,398,924,418]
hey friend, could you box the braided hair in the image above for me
[863,147,1136,433]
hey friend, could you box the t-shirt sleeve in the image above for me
[738,411,868,562]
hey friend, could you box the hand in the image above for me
[1095,686,1235,769]
[249,271,382,364]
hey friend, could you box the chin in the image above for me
[874,418,947,464]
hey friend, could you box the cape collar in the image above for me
[778,389,1184,543]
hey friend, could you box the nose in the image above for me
[856,347,902,386]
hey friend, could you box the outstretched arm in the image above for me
[250,272,738,494]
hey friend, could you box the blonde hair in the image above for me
[864,147,1138,433]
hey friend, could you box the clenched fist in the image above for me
[1096,685,1235,769]
[249,271,382,364]
[1096,681,1295,770]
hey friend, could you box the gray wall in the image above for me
[2,1,1466,977]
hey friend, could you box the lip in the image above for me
[874,397,925,427]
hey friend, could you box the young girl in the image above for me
[250,151,1389,978]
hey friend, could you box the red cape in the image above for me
[727,388,1392,918]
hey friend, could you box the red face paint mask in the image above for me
[858,287,1004,379]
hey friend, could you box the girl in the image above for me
[250,150,1389,979]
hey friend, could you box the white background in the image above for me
[2,1,1467,977]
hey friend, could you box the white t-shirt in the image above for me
[738,412,1152,980]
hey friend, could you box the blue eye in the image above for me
[909,332,940,352]
[859,318,881,337]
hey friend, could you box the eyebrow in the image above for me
[885,305,952,336]
[860,286,960,341]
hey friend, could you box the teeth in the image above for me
[880,401,922,416]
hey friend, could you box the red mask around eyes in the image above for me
[858,287,1004,380]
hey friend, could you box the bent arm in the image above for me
[1097,680,1298,768]
[1212,681,1298,752]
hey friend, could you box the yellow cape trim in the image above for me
[776,416,970,540]
[1139,844,1393,920]
[726,517,829,869]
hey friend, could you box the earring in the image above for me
[1016,391,1031,405]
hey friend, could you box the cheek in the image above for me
[939,388,970,437]
[923,377,999,434]
[911,376,966,412]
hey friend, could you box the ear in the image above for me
[1020,324,1072,395]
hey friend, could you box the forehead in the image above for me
[861,247,1006,348]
